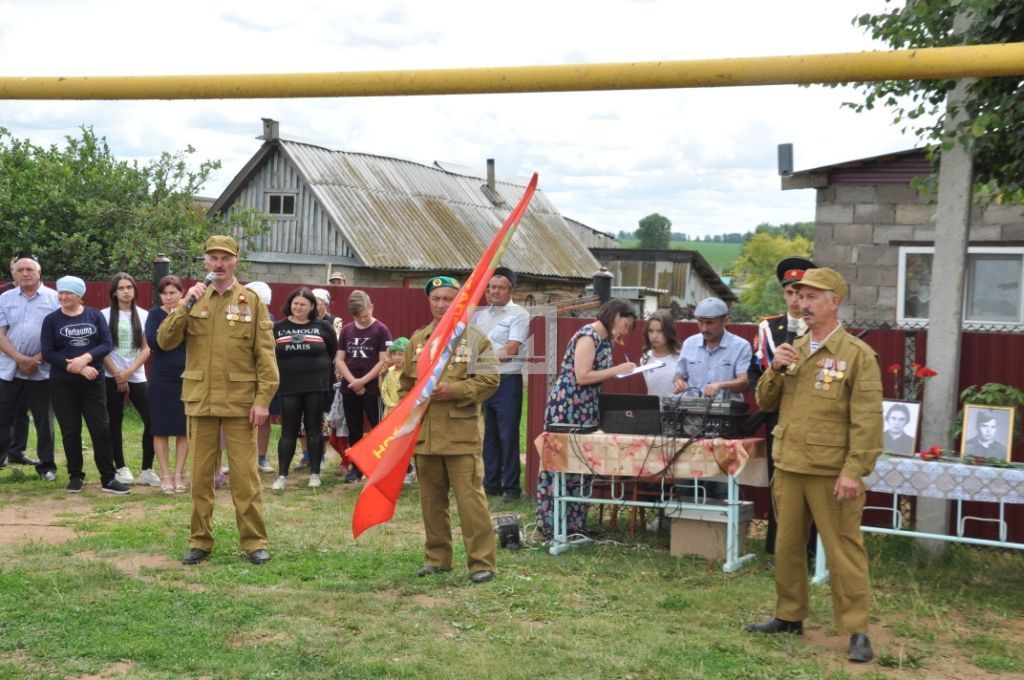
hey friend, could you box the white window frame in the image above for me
[266,192,296,217]
[897,246,1024,328]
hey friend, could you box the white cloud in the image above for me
[0,0,919,237]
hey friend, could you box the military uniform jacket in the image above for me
[755,326,883,480]
[398,321,499,456]
[157,278,279,418]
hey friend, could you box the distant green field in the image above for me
[616,239,742,273]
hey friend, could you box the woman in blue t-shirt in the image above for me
[40,276,130,495]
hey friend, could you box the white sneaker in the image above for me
[137,469,162,487]
[403,471,416,485]
[308,473,321,488]
[42,471,56,482]
[257,459,275,473]
[115,467,135,485]
[271,475,287,491]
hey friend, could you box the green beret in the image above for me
[389,337,410,353]
[425,276,460,295]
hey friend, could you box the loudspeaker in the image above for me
[778,143,794,176]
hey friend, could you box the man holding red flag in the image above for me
[400,276,499,583]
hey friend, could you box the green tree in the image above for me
[635,213,672,249]
[0,126,269,279]
[743,221,815,244]
[844,0,1024,195]
[727,232,812,322]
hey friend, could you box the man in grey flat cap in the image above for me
[672,297,751,498]
[672,297,751,401]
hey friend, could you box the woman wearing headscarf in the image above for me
[41,276,130,494]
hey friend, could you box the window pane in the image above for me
[966,254,1022,323]
[269,195,281,214]
[283,195,295,215]
[904,252,932,319]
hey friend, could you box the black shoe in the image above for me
[247,549,271,565]
[485,488,501,497]
[344,470,363,484]
[66,478,84,493]
[101,479,131,495]
[501,491,521,504]
[847,634,873,663]
[470,570,495,584]
[745,618,803,635]
[182,548,209,565]
[416,565,450,577]
[9,455,39,466]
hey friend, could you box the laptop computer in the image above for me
[599,393,663,435]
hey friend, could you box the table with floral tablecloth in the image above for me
[534,431,767,571]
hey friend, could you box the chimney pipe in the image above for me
[487,158,496,193]
[593,266,614,303]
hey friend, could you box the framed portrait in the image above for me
[959,404,1015,463]
[881,399,921,454]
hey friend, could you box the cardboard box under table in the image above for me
[535,431,767,571]
[667,501,754,561]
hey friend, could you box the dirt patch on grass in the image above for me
[71,660,134,679]
[228,630,294,648]
[0,497,86,546]
[0,495,152,548]
[76,550,180,577]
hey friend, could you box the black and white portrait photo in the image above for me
[960,405,1015,463]
[882,400,920,454]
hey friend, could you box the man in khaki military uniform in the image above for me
[158,235,279,566]
[399,276,499,583]
[745,268,882,664]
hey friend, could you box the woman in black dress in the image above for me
[144,275,189,493]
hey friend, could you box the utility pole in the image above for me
[917,11,974,551]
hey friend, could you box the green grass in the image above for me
[2,413,1023,678]
[616,240,743,273]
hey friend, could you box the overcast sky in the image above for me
[0,0,919,238]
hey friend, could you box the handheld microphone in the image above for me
[784,316,800,345]
[186,272,216,310]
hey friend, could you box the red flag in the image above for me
[349,174,539,538]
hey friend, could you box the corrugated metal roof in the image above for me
[272,140,600,279]
[790,148,933,186]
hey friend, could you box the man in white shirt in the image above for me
[471,268,530,503]
[0,252,61,480]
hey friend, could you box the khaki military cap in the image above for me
[204,235,239,256]
[795,267,847,299]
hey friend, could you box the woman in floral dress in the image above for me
[536,298,637,539]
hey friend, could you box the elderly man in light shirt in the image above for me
[471,267,530,503]
[0,252,61,480]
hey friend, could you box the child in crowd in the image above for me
[379,337,414,483]
[380,337,409,416]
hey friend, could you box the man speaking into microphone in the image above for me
[158,235,279,566]
[747,257,818,558]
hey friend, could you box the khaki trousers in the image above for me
[188,416,268,553]
[773,469,870,634]
[415,454,497,573]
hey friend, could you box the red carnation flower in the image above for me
[915,366,938,379]
[888,363,900,374]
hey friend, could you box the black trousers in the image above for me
[105,378,154,470]
[0,377,55,474]
[278,391,327,475]
[50,372,116,482]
